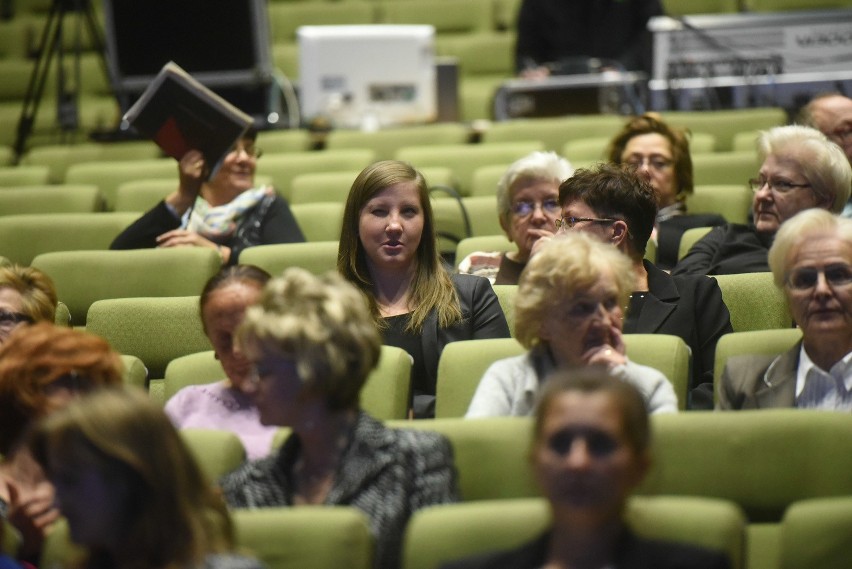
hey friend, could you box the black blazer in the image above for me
[624,261,733,409]
[441,529,731,569]
[656,213,726,271]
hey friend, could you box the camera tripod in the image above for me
[13,0,115,159]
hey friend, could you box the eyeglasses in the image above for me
[555,216,617,230]
[748,177,811,194]
[785,263,852,290]
[510,199,560,217]
[231,144,262,159]
[624,156,673,172]
[0,311,33,332]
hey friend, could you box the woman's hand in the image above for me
[166,150,206,215]
[583,325,627,370]
[156,230,230,263]
[6,482,59,562]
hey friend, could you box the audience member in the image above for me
[338,160,510,418]
[797,92,852,216]
[557,165,731,409]
[515,0,662,77]
[607,113,725,270]
[718,209,852,410]
[29,387,263,569]
[165,265,277,460]
[0,265,56,347]
[466,233,677,417]
[673,125,851,276]
[448,371,730,569]
[458,151,572,284]
[0,324,123,565]
[111,130,305,265]
[220,268,459,569]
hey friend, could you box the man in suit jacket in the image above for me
[717,209,852,411]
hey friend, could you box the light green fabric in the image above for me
[240,241,340,277]
[0,212,141,266]
[779,497,852,569]
[659,108,787,151]
[289,202,345,242]
[65,158,176,210]
[256,149,375,201]
[712,272,792,333]
[33,248,221,326]
[662,0,740,15]
[687,184,753,225]
[481,115,626,153]
[257,129,312,154]
[86,296,212,381]
[0,165,50,186]
[233,507,373,569]
[404,496,746,569]
[713,328,802,387]
[267,1,376,43]
[119,354,148,389]
[21,141,161,184]
[325,124,471,161]
[678,226,713,260]
[181,428,246,481]
[692,151,761,186]
[380,0,492,34]
[0,184,102,215]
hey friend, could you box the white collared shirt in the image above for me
[795,346,852,410]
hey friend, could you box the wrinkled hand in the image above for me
[582,325,627,370]
[6,482,59,562]
[156,229,215,249]
[528,229,555,259]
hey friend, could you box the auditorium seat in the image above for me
[712,272,792,332]
[324,123,471,161]
[65,158,176,210]
[686,184,753,225]
[712,328,802,388]
[239,241,340,276]
[256,149,375,201]
[0,184,101,215]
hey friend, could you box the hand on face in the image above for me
[5,479,59,560]
[505,180,560,263]
[582,324,627,369]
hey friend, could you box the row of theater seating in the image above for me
[30,410,852,569]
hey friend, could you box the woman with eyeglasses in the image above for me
[449,370,729,569]
[673,125,851,277]
[339,160,510,418]
[0,323,124,565]
[466,232,677,417]
[0,265,57,347]
[719,209,852,410]
[111,128,305,265]
[458,151,573,284]
[608,114,725,270]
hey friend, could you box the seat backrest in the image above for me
[233,507,373,569]
[677,226,713,261]
[325,123,471,161]
[396,141,544,196]
[0,212,142,265]
[33,248,221,326]
[289,171,361,205]
[119,354,148,389]
[240,241,340,277]
[403,496,746,569]
[86,296,212,380]
[114,178,176,212]
[687,184,753,225]
[0,164,50,186]
[659,108,787,151]
[779,496,852,569]
[711,272,791,332]
[712,328,802,387]
[268,1,377,42]
[640,410,852,522]
[22,141,162,184]
[256,149,376,201]
[469,163,508,197]
[455,235,514,270]
[289,202,345,242]
[65,158,177,210]
[256,129,313,154]
[379,0,492,34]
[692,151,760,186]
[481,115,626,152]
[164,345,410,421]
[180,428,247,482]
[0,185,102,215]
[436,334,690,417]
[492,284,517,336]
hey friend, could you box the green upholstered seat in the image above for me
[290,202,345,242]
[325,123,471,161]
[0,184,102,215]
[240,241,340,277]
[712,272,792,333]
[256,149,376,201]
[181,428,247,482]
[712,328,802,388]
[65,158,177,210]
[779,496,852,569]
[687,184,753,225]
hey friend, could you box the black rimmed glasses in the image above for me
[624,156,673,172]
[510,199,560,217]
[748,177,811,194]
[555,216,617,230]
[785,263,852,291]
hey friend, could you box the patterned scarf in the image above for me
[186,186,273,240]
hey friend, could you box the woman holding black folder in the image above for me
[111,130,305,265]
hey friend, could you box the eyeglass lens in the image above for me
[787,263,852,290]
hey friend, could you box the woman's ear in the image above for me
[610,220,629,247]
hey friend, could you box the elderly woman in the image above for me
[718,209,852,410]
[466,232,677,417]
[220,268,459,569]
[458,151,573,284]
[556,164,732,409]
[0,265,57,346]
[608,114,725,270]
[165,265,277,460]
[30,387,263,569]
[0,324,124,564]
[674,125,851,276]
[339,160,510,417]
[447,371,730,569]
[111,130,305,265]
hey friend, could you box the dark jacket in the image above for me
[625,261,733,409]
[656,213,726,271]
[220,412,459,569]
[672,223,772,277]
[441,529,731,569]
[110,194,305,265]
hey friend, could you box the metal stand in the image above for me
[13,0,113,159]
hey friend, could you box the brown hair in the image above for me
[199,264,271,332]
[0,322,124,454]
[0,265,58,323]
